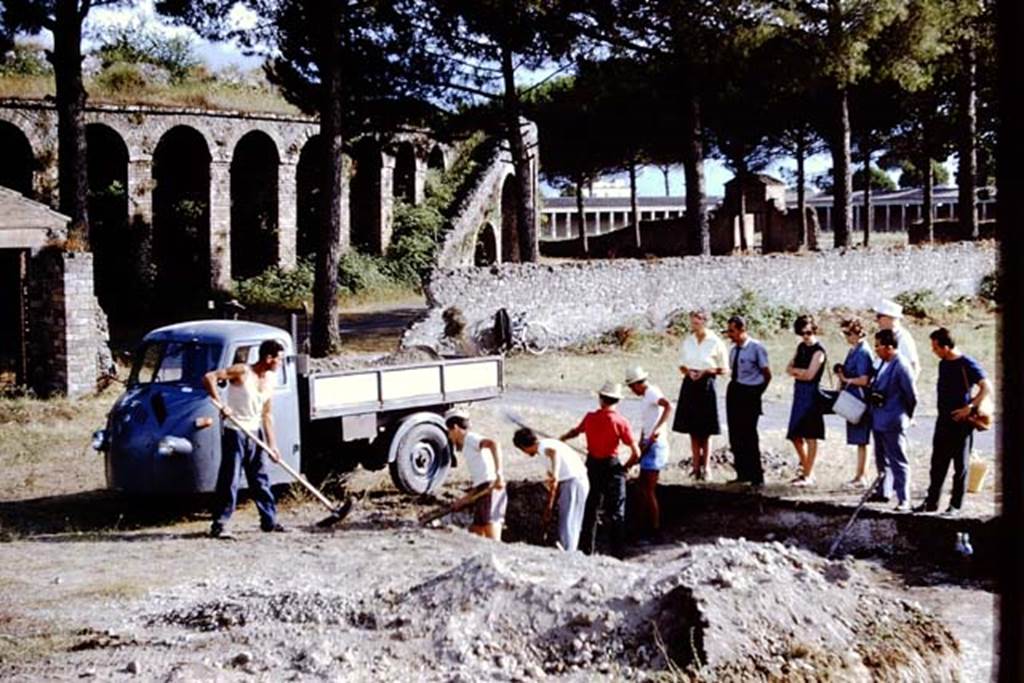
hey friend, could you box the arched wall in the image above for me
[500,173,520,263]
[230,130,280,279]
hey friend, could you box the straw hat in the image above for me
[597,381,623,400]
[444,407,470,421]
[624,365,649,385]
[873,299,904,319]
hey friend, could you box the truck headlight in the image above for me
[156,436,194,457]
[91,429,109,452]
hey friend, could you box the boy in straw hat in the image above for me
[625,365,673,540]
[560,381,640,558]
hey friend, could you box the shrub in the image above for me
[337,251,394,295]
[709,290,799,337]
[94,62,150,94]
[233,259,314,309]
[978,271,999,303]
[893,289,939,319]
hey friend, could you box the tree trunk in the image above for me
[628,159,640,249]
[661,164,671,196]
[958,37,979,239]
[51,0,90,249]
[574,179,588,255]
[796,134,810,248]
[310,7,344,357]
[736,165,748,252]
[831,87,852,248]
[681,92,709,255]
[923,152,935,242]
[862,143,872,246]
[500,45,539,262]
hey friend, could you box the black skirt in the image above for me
[672,375,720,436]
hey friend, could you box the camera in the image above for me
[868,390,886,408]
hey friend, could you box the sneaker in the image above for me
[848,477,867,489]
[893,501,911,512]
[866,493,890,503]
[794,476,816,487]
[943,507,962,518]
[209,524,234,539]
[790,473,806,484]
[912,503,938,513]
[260,522,288,533]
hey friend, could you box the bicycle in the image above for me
[471,308,553,355]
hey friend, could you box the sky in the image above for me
[50,2,952,198]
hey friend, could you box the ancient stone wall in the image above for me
[27,250,107,397]
[405,242,996,349]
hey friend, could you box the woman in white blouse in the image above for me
[671,309,729,481]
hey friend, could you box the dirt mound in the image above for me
[137,535,958,681]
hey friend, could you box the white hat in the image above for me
[873,299,903,319]
[444,407,469,421]
[597,381,623,400]
[624,365,649,385]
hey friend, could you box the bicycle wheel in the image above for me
[469,318,497,355]
[522,322,553,355]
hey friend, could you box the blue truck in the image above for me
[92,320,504,496]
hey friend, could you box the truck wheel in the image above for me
[388,421,451,495]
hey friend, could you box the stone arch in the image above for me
[296,135,323,262]
[349,137,383,254]
[427,144,446,172]
[152,125,212,307]
[85,123,130,316]
[0,120,38,197]
[500,173,520,263]
[475,222,498,266]
[221,123,288,165]
[230,130,280,279]
[392,141,417,205]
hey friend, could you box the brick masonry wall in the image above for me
[403,242,996,349]
[27,250,108,397]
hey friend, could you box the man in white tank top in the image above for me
[445,411,506,541]
[513,427,589,552]
[203,339,286,538]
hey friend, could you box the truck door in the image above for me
[230,339,302,486]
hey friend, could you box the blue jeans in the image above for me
[212,427,277,529]
[580,457,626,557]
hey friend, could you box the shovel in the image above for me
[827,473,885,558]
[214,402,353,528]
[418,482,497,526]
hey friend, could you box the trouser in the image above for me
[925,416,974,510]
[212,427,277,529]
[579,457,626,557]
[872,429,910,503]
[726,382,764,484]
[557,477,590,552]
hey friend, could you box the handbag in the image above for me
[961,364,994,431]
[833,389,867,424]
[816,387,839,414]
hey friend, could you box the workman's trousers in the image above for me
[925,416,974,510]
[212,427,277,529]
[872,428,910,503]
[726,381,765,485]
[579,457,626,558]
[557,476,590,552]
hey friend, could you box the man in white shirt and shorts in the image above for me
[513,427,590,551]
[446,411,506,540]
[625,366,673,540]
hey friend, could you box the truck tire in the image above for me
[388,420,451,495]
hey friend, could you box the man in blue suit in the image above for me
[866,328,918,511]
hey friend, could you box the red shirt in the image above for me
[575,409,635,458]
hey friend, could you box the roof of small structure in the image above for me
[724,173,786,187]
[0,187,69,249]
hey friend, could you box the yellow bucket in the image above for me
[967,454,989,493]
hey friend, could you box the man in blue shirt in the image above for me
[724,316,772,487]
[914,327,992,516]
[867,329,918,511]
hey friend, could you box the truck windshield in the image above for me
[129,341,223,386]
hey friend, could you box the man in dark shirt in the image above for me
[914,327,992,516]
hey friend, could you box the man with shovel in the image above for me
[203,340,287,538]
[445,411,506,541]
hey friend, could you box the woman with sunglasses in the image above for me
[785,314,827,485]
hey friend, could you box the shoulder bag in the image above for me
[961,364,994,431]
